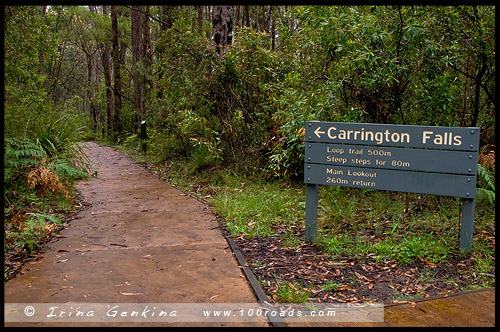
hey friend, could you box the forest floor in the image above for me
[233,230,485,304]
[4,142,495,327]
[141,160,495,306]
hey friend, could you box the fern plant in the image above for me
[4,137,45,183]
[476,164,495,205]
[5,213,62,255]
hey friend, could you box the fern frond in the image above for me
[476,164,495,205]
[476,188,495,205]
[477,164,495,192]
[50,158,89,181]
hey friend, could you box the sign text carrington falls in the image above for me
[315,125,463,146]
[308,122,476,149]
[303,121,480,252]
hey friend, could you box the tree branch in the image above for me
[447,61,496,106]
[123,5,182,34]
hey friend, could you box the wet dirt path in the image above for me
[4,142,269,327]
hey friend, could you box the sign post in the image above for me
[305,183,319,242]
[304,121,480,252]
[141,120,147,153]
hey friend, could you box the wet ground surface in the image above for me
[4,142,495,327]
[4,142,268,327]
[284,288,495,327]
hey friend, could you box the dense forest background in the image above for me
[3,5,496,259]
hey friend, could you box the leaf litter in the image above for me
[232,229,489,304]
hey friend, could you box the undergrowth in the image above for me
[4,121,94,277]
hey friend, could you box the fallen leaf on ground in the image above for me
[119,292,143,296]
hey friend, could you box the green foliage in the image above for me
[369,236,450,264]
[3,5,495,279]
[4,138,46,183]
[5,213,63,255]
[273,276,313,303]
[4,114,93,259]
[187,136,223,173]
[321,281,341,292]
[476,164,495,205]
[211,174,304,238]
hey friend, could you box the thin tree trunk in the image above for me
[111,5,122,135]
[263,6,271,33]
[131,5,144,130]
[197,6,203,34]
[142,6,151,120]
[38,6,47,76]
[270,6,275,50]
[102,5,113,135]
[87,51,98,131]
[244,6,250,27]
[235,6,241,28]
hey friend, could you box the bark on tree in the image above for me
[270,6,275,51]
[131,5,145,130]
[235,6,240,28]
[38,6,47,76]
[87,49,98,131]
[142,6,152,118]
[197,6,203,34]
[111,5,122,135]
[263,6,271,33]
[212,6,233,58]
[244,6,250,27]
[102,5,113,134]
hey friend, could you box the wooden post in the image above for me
[305,183,319,242]
[459,198,475,252]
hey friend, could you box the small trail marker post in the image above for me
[141,120,147,153]
[304,121,480,252]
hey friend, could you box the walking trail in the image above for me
[4,142,495,327]
[4,142,268,327]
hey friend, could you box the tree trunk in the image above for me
[111,5,122,135]
[197,6,203,34]
[212,6,233,58]
[235,6,240,28]
[38,6,47,76]
[87,50,98,131]
[244,6,250,27]
[161,6,173,31]
[131,5,144,131]
[263,6,271,33]
[205,6,212,39]
[142,6,152,120]
[102,5,113,135]
[270,6,275,50]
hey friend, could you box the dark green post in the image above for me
[305,183,319,242]
[140,120,147,153]
[459,198,475,252]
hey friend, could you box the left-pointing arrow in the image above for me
[314,127,325,138]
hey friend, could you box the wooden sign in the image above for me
[304,121,480,252]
